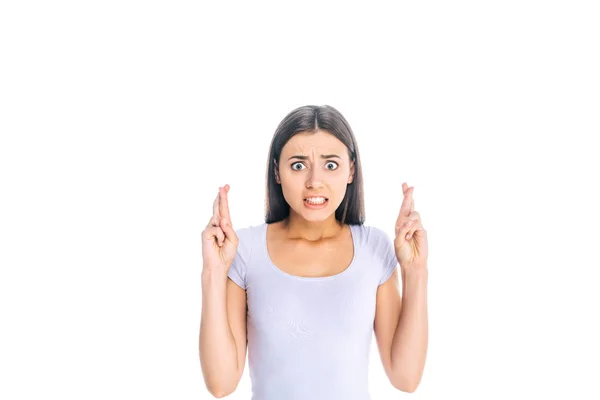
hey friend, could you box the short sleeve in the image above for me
[227,226,253,290]
[375,227,399,286]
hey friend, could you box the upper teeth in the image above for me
[306,197,326,204]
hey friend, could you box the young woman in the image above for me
[200,105,429,399]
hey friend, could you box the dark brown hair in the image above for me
[265,105,365,225]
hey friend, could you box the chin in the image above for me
[301,214,332,222]
[297,202,339,221]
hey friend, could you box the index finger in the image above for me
[219,184,231,221]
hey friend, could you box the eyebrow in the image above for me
[288,154,341,161]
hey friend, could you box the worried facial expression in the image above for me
[275,130,355,221]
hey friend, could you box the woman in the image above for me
[200,105,428,399]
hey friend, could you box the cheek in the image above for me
[332,178,351,201]
[280,181,301,203]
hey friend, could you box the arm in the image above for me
[390,266,428,392]
[200,185,248,398]
[199,269,248,398]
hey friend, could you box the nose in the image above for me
[306,168,325,189]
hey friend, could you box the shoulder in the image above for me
[231,222,264,253]
[350,223,397,284]
[234,222,265,237]
[350,223,393,248]
[228,223,264,274]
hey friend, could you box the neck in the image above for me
[282,212,343,242]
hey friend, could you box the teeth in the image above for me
[305,197,327,204]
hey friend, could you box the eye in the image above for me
[291,162,305,171]
[290,161,338,171]
[325,161,338,170]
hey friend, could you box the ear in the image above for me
[348,159,355,184]
[274,159,281,184]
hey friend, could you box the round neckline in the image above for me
[262,222,357,281]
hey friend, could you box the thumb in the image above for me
[395,232,406,251]
[395,220,414,247]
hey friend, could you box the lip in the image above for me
[304,196,328,200]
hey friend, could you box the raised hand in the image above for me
[394,183,428,270]
[201,184,239,272]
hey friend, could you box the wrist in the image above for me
[400,264,428,275]
[201,267,229,283]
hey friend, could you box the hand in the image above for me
[394,183,428,270]
[201,184,239,271]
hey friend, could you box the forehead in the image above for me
[282,130,347,155]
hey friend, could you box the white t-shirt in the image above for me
[227,222,398,400]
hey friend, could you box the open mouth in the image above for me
[304,197,329,206]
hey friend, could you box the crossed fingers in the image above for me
[208,184,231,228]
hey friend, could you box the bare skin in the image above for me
[265,129,357,277]
[200,129,427,396]
[273,129,355,241]
[266,219,354,278]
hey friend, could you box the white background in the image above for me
[1,0,599,399]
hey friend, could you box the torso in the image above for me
[266,221,355,278]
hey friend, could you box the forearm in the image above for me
[391,267,429,391]
[199,269,239,396]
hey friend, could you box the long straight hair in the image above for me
[265,105,365,225]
